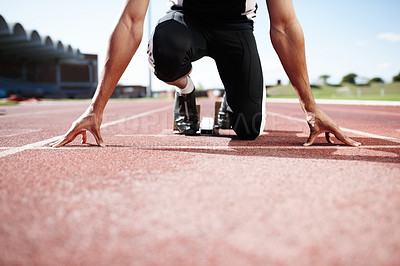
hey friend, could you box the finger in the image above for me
[303,130,320,147]
[329,124,361,146]
[89,127,105,147]
[50,136,73,148]
[49,140,58,147]
[335,133,361,147]
[325,132,334,144]
[81,131,87,144]
[330,127,361,147]
[50,130,81,148]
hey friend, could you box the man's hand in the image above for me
[303,106,361,147]
[50,108,104,148]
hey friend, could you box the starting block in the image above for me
[199,100,222,135]
[200,117,215,135]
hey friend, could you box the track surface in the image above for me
[1,98,399,266]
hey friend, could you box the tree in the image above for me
[319,74,330,85]
[369,77,384,83]
[393,72,400,82]
[341,73,357,84]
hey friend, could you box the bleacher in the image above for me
[0,78,65,98]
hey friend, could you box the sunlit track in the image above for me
[0,104,171,158]
[266,111,400,144]
[1,98,399,266]
[1,107,399,158]
[1,145,399,151]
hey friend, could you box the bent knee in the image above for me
[230,112,264,140]
[149,21,193,82]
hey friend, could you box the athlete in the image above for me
[50,0,361,148]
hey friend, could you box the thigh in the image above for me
[212,30,266,140]
[148,11,208,82]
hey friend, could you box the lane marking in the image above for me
[115,134,181,137]
[0,105,172,159]
[0,136,62,159]
[1,108,399,158]
[267,111,400,144]
[0,145,399,150]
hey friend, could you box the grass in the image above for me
[267,82,400,101]
[0,100,18,105]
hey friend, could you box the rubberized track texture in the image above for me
[0,98,399,266]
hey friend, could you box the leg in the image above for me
[148,11,207,134]
[211,29,266,140]
[165,69,191,90]
[148,11,206,83]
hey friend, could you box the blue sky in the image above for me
[2,0,400,90]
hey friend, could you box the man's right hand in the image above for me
[50,108,104,148]
[303,106,361,147]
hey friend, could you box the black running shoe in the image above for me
[174,89,199,135]
[217,94,231,129]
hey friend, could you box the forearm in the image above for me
[270,20,317,113]
[90,16,145,115]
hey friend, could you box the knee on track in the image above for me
[230,112,264,140]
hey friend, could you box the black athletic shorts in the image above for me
[148,11,266,140]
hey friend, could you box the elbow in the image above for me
[128,21,145,43]
[119,15,145,43]
[269,18,304,46]
[270,18,292,38]
[269,24,286,49]
[130,23,144,43]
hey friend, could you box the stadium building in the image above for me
[0,14,98,98]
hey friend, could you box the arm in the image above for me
[50,0,150,148]
[265,0,360,146]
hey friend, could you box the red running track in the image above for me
[0,98,399,266]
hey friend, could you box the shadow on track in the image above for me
[58,130,400,164]
[148,131,400,164]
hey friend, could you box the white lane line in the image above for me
[115,134,181,137]
[0,145,398,150]
[0,105,172,159]
[267,111,400,144]
[1,108,399,158]
[0,136,62,158]
[339,129,400,144]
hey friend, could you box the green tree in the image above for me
[369,77,384,83]
[341,73,357,84]
[319,74,330,85]
[393,72,400,82]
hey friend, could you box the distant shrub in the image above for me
[310,84,321,89]
[341,73,357,84]
[369,77,384,83]
[393,72,400,82]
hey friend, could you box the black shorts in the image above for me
[148,11,266,140]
